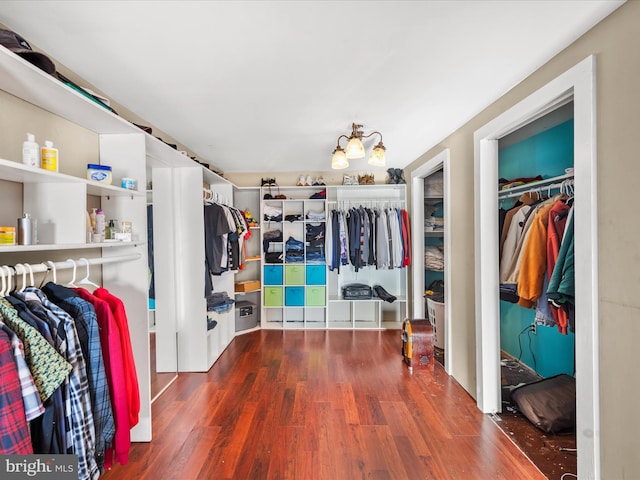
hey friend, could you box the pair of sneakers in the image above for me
[297,175,325,186]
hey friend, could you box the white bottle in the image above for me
[95,208,106,242]
[22,133,40,167]
[41,140,59,172]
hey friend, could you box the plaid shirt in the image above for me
[24,288,99,480]
[0,299,71,402]
[41,283,115,470]
[17,297,71,453]
[0,327,33,454]
[0,323,44,422]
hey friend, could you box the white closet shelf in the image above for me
[498,172,574,198]
[0,159,145,197]
[0,48,132,134]
[328,295,407,302]
[0,241,145,253]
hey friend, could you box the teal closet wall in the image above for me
[499,119,575,378]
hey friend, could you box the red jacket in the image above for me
[92,288,140,430]
[75,288,131,468]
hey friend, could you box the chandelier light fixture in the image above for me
[331,123,386,169]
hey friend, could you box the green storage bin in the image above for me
[285,265,305,285]
[264,286,283,306]
[306,286,326,306]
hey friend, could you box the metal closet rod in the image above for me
[1,254,142,274]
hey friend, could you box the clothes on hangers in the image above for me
[497,187,575,335]
[203,201,249,292]
[327,205,410,273]
[0,278,140,478]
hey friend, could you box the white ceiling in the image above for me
[0,1,624,173]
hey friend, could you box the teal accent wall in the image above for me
[499,118,575,378]
[500,301,574,377]
[499,119,574,180]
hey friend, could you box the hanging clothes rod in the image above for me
[0,253,141,274]
[498,173,574,199]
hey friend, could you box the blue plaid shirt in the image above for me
[23,288,99,480]
[41,283,115,471]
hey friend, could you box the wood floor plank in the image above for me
[103,330,544,480]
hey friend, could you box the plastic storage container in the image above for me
[0,226,16,245]
[87,164,113,184]
[121,177,137,190]
[427,298,445,349]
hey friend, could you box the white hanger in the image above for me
[0,266,6,297]
[15,264,27,292]
[45,260,57,285]
[24,263,34,289]
[66,259,77,287]
[77,257,100,288]
[4,266,13,294]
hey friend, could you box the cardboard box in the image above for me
[235,280,261,292]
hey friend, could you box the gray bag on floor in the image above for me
[511,374,576,433]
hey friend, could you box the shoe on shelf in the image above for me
[313,176,326,186]
[305,175,313,187]
[297,175,305,186]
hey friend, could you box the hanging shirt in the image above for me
[0,323,44,422]
[25,289,99,480]
[0,299,71,403]
[11,297,68,454]
[93,288,140,429]
[401,209,412,267]
[41,283,115,471]
[0,327,33,454]
[499,205,532,282]
[376,208,390,269]
[389,209,403,268]
[547,208,575,335]
[516,200,560,308]
[75,288,131,470]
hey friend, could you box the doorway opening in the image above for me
[411,149,451,372]
[474,56,599,478]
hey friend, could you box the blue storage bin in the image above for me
[306,265,326,285]
[264,265,283,285]
[285,286,305,306]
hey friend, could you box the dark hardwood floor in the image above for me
[103,330,544,480]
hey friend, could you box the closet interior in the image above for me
[423,169,445,366]
[496,101,577,477]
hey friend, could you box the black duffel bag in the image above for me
[342,283,372,300]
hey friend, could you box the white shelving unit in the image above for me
[326,185,408,329]
[152,164,235,372]
[260,186,328,329]
[0,46,151,440]
[258,184,408,330]
[232,186,261,332]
